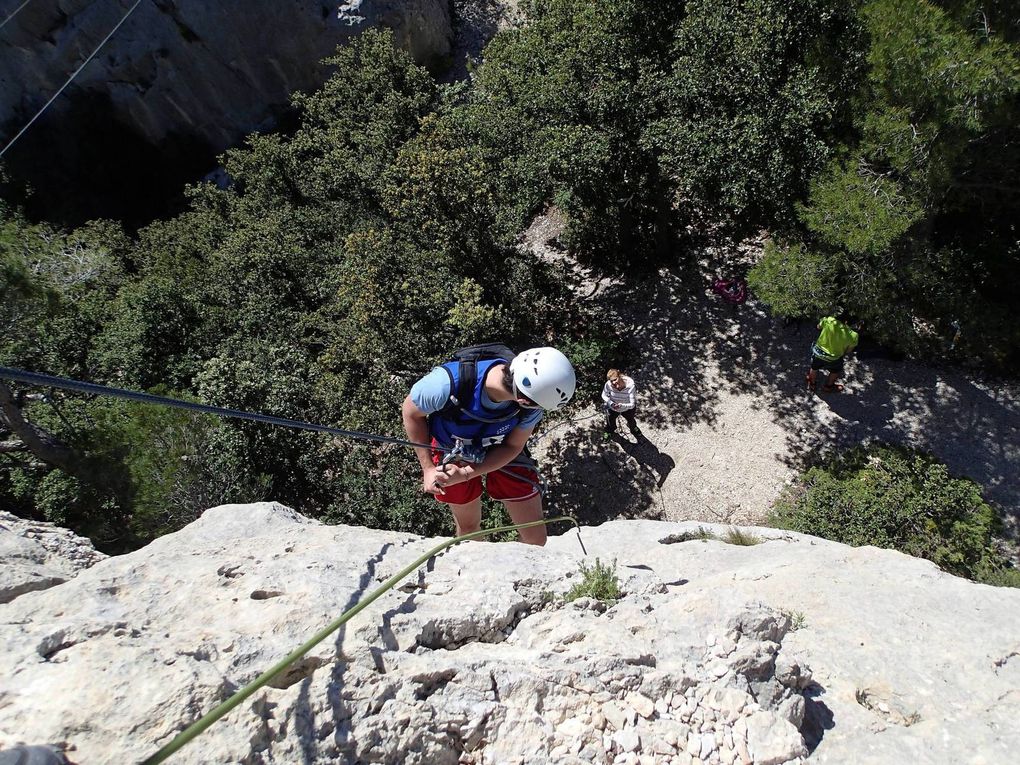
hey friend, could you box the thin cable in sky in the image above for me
[0,0,146,159]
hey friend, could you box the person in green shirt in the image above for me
[806,312,858,393]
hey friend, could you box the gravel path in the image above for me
[530,236,1020,537]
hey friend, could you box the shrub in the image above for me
[783,609,808,631]
[769,445,1019,587]
[662,527,717,543]
[565,557,621,602]
[661,527,761,545]
[748,0,1020,368]
[723,527,762,546]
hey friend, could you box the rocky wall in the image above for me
[1,503,1018,763]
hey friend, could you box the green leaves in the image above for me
[0,209,128,375]
[749,0,1020,367]
[747,240,839,318]
[649,0,864,227]
[445,278,500,340]
[565,557,621,602]
[800,161,923,256]
[864,0,1020,132]
[770,445,1020,586]
[461,0,681,266]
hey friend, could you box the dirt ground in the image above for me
[527,228,1020,538]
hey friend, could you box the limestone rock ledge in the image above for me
[0,503,1018,764]
[0,512,106,605]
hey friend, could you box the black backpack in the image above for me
[439,342,517,417]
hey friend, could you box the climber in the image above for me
[401,345,576,546]
[805,312,858,393]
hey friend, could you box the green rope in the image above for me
[141,515,583,764]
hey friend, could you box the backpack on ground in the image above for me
[712,276,748,304]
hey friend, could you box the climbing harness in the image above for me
[442,436,483,466]
[433,436,548,496]
[140,516,585,765]
[433,437,473,492]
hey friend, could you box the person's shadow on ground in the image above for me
[610,432,676,489]
[543,428,670,525]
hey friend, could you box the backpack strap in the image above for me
[443,344,518,410]
[437,359,478,412]
[456,358,477,410]
[437,358,520,423]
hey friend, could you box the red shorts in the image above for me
[431,441,540,505]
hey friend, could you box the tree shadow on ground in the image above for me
[724,308,1019,531]
[718,313,1020,530]
[607,258,724,434]
[544,430,675,525]
[542,233,1020,532]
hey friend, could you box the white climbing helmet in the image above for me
[509,347,576,410]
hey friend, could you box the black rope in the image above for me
[0,367,560,491]
[0,367,451,454]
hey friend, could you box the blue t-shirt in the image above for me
[410,367,543,430]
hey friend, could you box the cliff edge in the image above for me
[1,503,1018,763]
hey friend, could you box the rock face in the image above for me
[1,0,452,150]
[446,0,523,80]
[0,512,105,605]
[1,504,1019,764]
[0,1,454,223]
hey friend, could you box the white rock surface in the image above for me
[0,504,1018,764]
[0,512,105,605]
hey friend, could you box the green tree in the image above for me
[750,0,1020,366]
[770,445,1020,586]
[455,0,684,266]
[1,205,137,545]
[648,0,865,229]
[4,22,637,547]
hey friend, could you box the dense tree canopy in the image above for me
[750,0,1020,365]
[1,30,609,547]
[2,2,1019,548]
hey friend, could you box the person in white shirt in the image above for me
[601,368,641,439]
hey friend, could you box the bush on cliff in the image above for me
[769,445,1020,587]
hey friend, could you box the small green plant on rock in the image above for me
[783,609,808,631]
[565,557,621,603]
[723,527,762,546]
